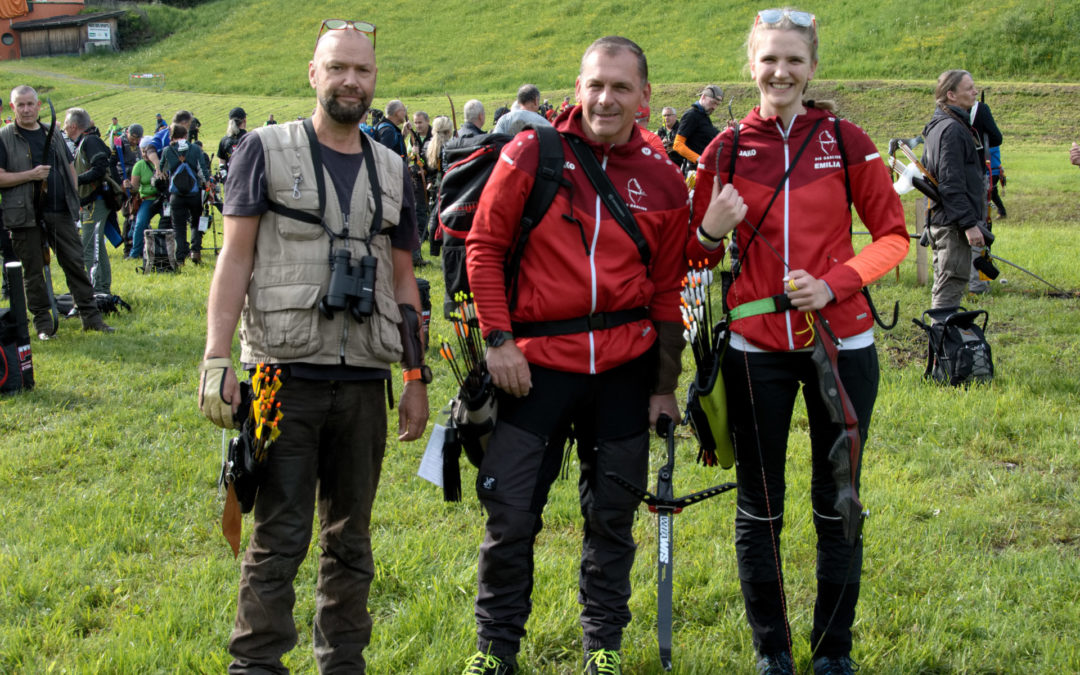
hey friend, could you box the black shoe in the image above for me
[461,651,516,675]
[757,651,795,675]
[83,320,115,334]
[584,648,622,674]
[812,655,859,675]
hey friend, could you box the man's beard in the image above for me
[320,90,370,125]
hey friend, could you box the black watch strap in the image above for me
[485,330,513,348]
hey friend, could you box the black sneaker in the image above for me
[812,655,859,675]
[583,648,621,674]
[461,651,516,675]
[756,651,795,675]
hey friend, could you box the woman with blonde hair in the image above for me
[423,115,454,253]
[692,8,909,674]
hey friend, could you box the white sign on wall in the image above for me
[87,23,111,41]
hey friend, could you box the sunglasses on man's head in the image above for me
[316,19,377,49]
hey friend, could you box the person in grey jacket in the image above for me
[922,69,986,309]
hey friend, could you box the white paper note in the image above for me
[417,424,447,487]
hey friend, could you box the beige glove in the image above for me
[199,357,238,429]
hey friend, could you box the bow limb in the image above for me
[445,93,458,135]
[34,98,57,223]
[809,312,866,544]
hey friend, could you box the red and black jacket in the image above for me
[693,106,908,352]
[467,106,721,375]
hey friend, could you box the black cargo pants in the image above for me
[473,353,652,659]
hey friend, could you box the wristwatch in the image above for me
[485,330,513,348]
[403,364,433,385]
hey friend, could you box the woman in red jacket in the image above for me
[692,9,909,675]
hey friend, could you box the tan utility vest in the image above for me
[0,122,80,228]
[239,121,405,368]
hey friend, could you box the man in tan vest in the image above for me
[197,20,429,673]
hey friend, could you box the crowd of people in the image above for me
[0,97,303,342]
[0,7,1067,675]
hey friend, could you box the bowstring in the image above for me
[717,142,796,661]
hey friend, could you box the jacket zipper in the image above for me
[586,151,609,374]
[778,117,797,351]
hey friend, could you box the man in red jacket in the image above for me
[460,35,719,675]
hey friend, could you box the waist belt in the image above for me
[728,294,793,321]
[512,307,648,338]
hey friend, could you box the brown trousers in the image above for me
[228,378,387,674]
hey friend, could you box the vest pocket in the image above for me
[252,283,322,358]
[355,289,404,364]
[275,213,324,241]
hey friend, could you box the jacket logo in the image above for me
[564,160,576,171]
[626,178,646,208]
[738,148,757,157]
[480,475,497,491]
[818,129,837,156]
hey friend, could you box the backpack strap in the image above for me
[563,134,651,268]
[728,124,740,182]
[505,124,566,311]
[833,117,852,208]
[832,116,900,330]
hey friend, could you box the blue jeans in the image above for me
[130,198,162,259]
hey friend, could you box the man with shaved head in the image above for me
[198,21,428,672]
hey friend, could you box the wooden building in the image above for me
[1,1,124,60]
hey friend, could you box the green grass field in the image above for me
[2,1,1080,672]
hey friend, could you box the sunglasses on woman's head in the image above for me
[756,8,815,27]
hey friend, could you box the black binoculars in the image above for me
[319,248,378,322]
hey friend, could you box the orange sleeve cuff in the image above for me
[672,135,700,164]
[844,233,911,286]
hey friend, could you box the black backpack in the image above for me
[912,306,994,386]
[435,125,564,317]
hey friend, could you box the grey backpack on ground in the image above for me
[141,229,179,273]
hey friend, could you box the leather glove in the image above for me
[199,357,237,429]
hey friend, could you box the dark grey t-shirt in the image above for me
[223,131,418,251]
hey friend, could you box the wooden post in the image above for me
[915,196,928,286]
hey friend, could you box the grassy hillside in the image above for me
[2,0,1080,99]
